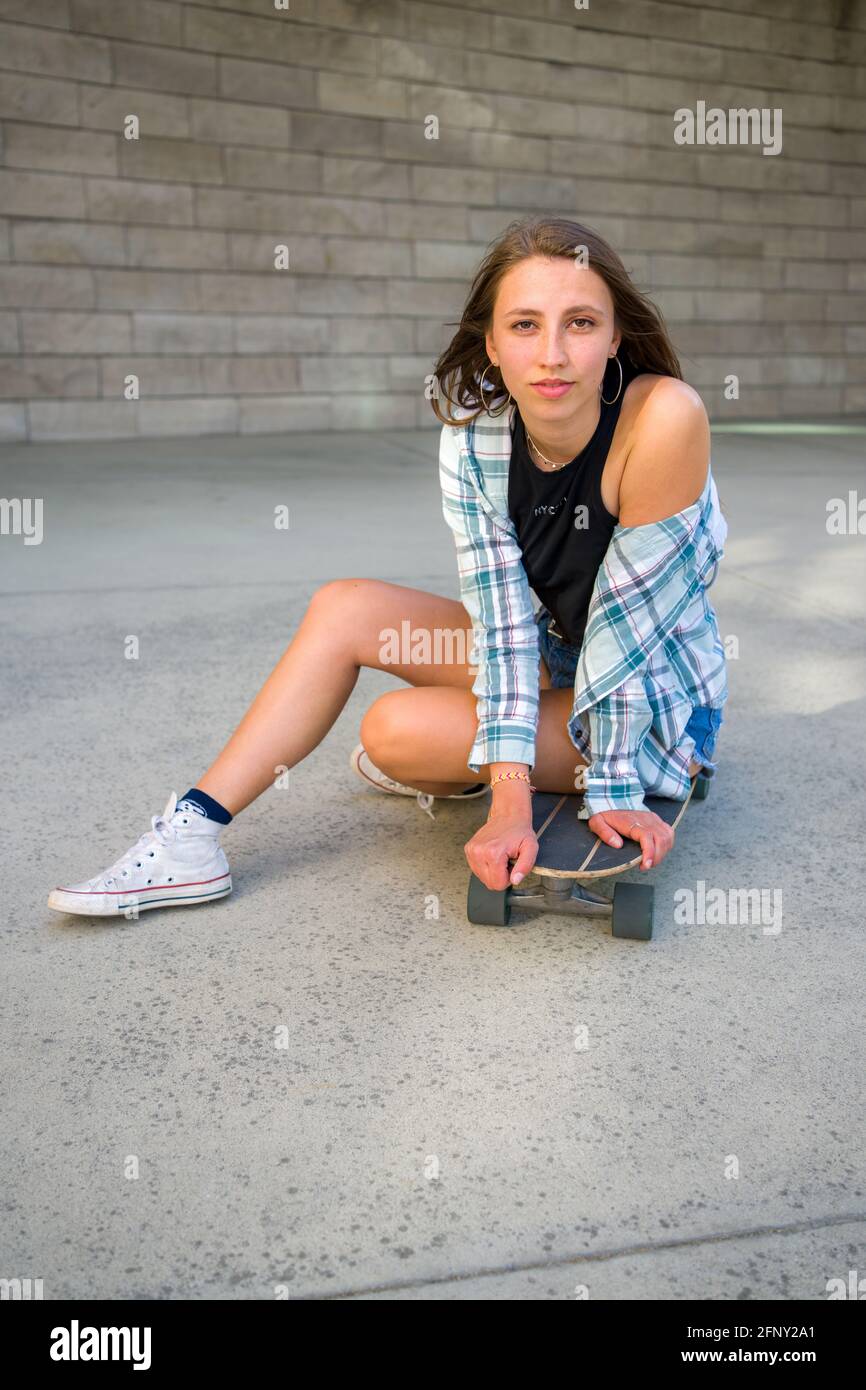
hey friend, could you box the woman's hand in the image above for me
[587,809,675,871]
[464,812,538,891]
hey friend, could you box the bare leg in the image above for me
[196,589,357,815]
[360,686,587,797]
[194,579,487,816]
[193,576,702,815]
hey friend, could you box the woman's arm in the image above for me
[438,422,540,775]
[440,423,542,890]
[572,676,653,815]
[574,382,717,818]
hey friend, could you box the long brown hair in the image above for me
[429,215,684,427]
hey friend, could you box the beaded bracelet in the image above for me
[489,770,537,792]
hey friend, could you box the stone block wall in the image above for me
[0,0,864,441]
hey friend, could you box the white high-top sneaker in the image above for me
[47,791,232,918]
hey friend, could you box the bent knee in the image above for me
[360,687,473,760]
[308,578,388,659]
[359,689,418,759]
[309,577,375,611]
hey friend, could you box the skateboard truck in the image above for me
[510,876,613,916]
[467,871,654,938]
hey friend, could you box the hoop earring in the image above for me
[599,353,623,404]
[479,362,513,416]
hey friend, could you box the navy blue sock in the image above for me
[176,787,233,825]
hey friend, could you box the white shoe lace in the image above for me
[99,792,184,889]
[376,769,436,820]
[378,775,436,819]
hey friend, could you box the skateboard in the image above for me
[466,771,711,939]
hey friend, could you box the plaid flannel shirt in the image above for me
[438,399,728,815]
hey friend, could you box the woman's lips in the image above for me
[531,381,573,399]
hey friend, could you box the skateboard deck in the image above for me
[530,777,697,880]
[466,771,711,936]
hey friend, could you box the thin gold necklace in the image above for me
[525,430,572,470]
[524,403,602,470]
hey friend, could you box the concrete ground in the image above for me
[1,420,865,1301]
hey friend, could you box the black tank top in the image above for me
[507,369,634,650]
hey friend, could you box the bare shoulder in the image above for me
[617,375,710,527]
[622,373,706,435]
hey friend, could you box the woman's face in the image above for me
[484,255,621,419]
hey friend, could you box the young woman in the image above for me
[48,216,727,917]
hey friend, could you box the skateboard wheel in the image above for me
[692,773,711,801]
[611,882,654,940]
[467,872,512,927]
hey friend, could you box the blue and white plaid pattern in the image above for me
[438,399,728,815]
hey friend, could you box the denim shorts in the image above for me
[535,605,724,772]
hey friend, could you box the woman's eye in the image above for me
[513,318,593,330]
